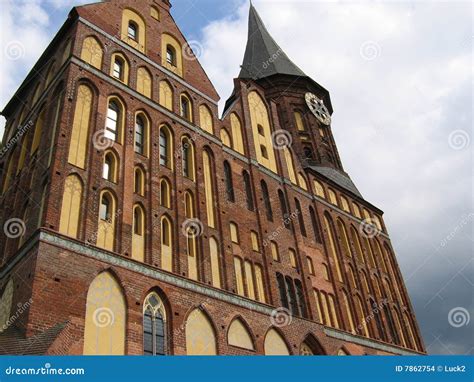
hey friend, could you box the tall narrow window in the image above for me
[295,199,306,237]
[342,291,355,334]
[182,138,195,180]
[166,45,176,66]
[68,85,92,169]
[323,214,343,282]
[113,57,124,80]
[160,179,171,209]
[59,174,83,239]
[285,276,298,315]
[294,111,306,131]
[224,161,235,202]
[230,113,244,154]
[137,67,152,97]
[159,126,172,168]
[337,219,352,258]
[309,206,322,243]
[135,115,145,155]
[270,241,280,261]
[134,168,145,196]
[143,293,167,356]
[128,22,138,40]
[103,152,117,182]
[209,238,221,289]
[307,257,315,275]
[276,273,288,309]
[203,151,215,228]
[243,171,254,211]
[261,180,273,221]
[230,223,239,243]
[295,280,307,318]
[278,190,290,230]
[132,205,145,262]
[97,192,116,251]
[180,95,192,121]
[106,101,120,142]
[161,217,172,272]
[234,257,244,296]
[313,180,325,199]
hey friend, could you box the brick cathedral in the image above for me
[0,0,424,355]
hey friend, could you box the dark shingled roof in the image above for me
[0,322,67,355]
[239,4,307,80]
[309,166,363,199]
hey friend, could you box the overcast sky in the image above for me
[0,0,472,355]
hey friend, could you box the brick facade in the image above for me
[0,0,425,355]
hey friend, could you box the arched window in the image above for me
[328,189,338,206]
[121,9,146,52]
[337,219,352,258]
[228,318,254,351]
[323,214,343,282]
[81,36,103,69]
[199,105,214,134]
[313,180,325,199]
[297,173,308,191]
[203,150,215,228]
[294,111,306,131]
[244,260,255,299]
[59,175,83,239]
[103,152,117,182]
[68,84,93,169]
[351,226,366,263]
[128,21,138,40]
[294,198,306,237]
[105,100,121,142]
[309,206,322,243]
[31,108,45,154]
[230,222,239,244]
[243,171,254,211]
[159,81,173,111]
[220,129,231,147]
[159,126,172,168]
[364,238,377,269]
[230,113,244,154]
[234,257,244,295]
[289,249,297,269]
[184,191,195,219]
[300,335,326,355]
[295,280,307,318]
[264,329,290,355]
[224,161,235,202]
[283,147,297,184]
[97,191,116,251]
[352,203,362,219]
[209,238,221,288]
[132,205,145,262]
[185,309,217,355]
[112,56,125,81]
[151,6,160,20]
[83,272,125,355]
[134,167,145,196]
[355,295,369,337]
[307,257,315,275]
[251,231,259,252]
[340,196,350,212]
[278,190,290,230]
[261,180,273,221]
[143,293,167,355]
[248,91,276,172]
[135,115,148,156]
[341,290,355,334]
[371,298,387,341]
[166,45,176,66]
[181,137,195,180]
[180,95,192,122]
[160,179,171,209]
[270,241,280,261]
[161,216,172,272]
[136,67,152,98]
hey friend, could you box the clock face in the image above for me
[305,93,331,126]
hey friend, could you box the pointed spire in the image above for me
[239,3,306,80]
